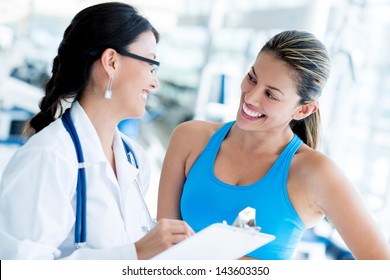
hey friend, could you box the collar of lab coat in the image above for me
[68,102,139,187]
[113,131,140,191]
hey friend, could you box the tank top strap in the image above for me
[273,134,303,171]
[205,121,235,150]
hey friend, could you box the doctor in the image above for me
[0,2,193,260]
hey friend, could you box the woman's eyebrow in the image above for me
[252,67,285,96]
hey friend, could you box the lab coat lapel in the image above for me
[112,131,142,238]
[113,130,139,194]
[70,102,107,164]
[70,102,119,190]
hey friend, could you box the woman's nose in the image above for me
[244,86,262,104]
[150,76,159,89]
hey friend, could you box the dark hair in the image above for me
[260,30,330,149]
[25,2,159,135]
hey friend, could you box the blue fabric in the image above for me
[180,121,306,259]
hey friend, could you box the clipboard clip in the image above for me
[227,206,261,232]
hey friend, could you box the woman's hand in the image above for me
[135,218,194,260]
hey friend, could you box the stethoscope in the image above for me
[61,109,156,248]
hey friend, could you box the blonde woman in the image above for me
[157,30,390,260]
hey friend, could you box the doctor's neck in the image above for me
[79,98,118,171]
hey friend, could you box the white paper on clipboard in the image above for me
[151,223,275,260]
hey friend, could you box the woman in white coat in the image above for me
[0,2,193,260]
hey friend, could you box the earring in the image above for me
[104,74,113,99]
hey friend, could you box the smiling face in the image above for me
[236,51,305,133]
[113,30,159,118]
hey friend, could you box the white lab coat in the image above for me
[0,102,152,259]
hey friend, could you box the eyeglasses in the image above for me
[120,51,160,74]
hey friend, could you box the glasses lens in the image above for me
[151,64,159,74]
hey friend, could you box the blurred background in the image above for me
[1,0,389,259]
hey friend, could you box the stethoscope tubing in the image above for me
[62,109,87,247]
[62,108,155,248]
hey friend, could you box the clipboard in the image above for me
[151,223,275,260]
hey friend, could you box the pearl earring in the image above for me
[104,74,113,99]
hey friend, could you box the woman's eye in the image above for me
[266,91,277,100]
[150,64,158,74]
[247,73,256,83]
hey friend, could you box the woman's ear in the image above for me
[292,101,318,120]
[100,48,117,74]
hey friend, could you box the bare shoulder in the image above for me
[168,120,225,175]
[170,120,223,147]
[291,144,354,211]
[173,119,223,134]
[293,145,343,178]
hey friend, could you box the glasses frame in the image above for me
[120,51,160,73]
[89,49,160,73]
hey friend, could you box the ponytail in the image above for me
[290,109,321,150]
[24,56,68,136]
[24,52,77,137]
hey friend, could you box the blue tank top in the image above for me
[180,121,306,259]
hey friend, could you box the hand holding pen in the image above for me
[135,218,194,260]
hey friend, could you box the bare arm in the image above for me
[307,154,390,259]
[157,120,219,220]
[138,121,213,260]
[156,123,190,220]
